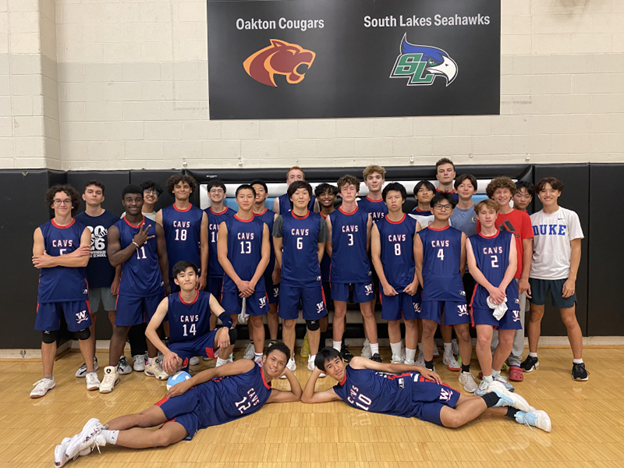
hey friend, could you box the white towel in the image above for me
[487,296,508,321]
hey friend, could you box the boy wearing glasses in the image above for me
[31,184,97,398]
[415,193,477,393]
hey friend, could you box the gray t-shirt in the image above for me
[273,213,329,243]
[450,205,477,237]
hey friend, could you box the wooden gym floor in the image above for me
[2,347,623,468]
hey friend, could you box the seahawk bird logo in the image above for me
[390,34,458,87]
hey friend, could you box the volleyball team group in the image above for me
[35,161,585,466]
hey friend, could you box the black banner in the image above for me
[207,0,500,120]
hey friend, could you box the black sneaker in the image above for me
[341,346,354,363]
[572,362,589,381]
[370,353,382,363]
[520,355,539,373]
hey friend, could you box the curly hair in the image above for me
[486,177,517,199]
[46,184,81,212]
[337,174,360,192]
[166,174,197,195]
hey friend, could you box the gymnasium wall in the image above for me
[0,0,622,171]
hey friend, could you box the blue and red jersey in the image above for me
[167,290,213,344]
[162,204,203,277]
[277,210,323,286]
[223,215,265,292]
[375,214,417,291]
[418,225,465,301]
[358,196,388,223]
[253,208,276,276]
[206,206,236,278]
[37,219,89,303]
[329,207,370,283]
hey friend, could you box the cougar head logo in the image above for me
[243,39,316,87]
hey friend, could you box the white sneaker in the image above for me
[487,381,531,412]
[243,343,255,360]
[515,409,552,433]
[281,358,296,379]
[475,379,490,396]
[99,366,119,394]
[75,357,99,378]
[145,357,169,380]
[459,371,479,393]
[54,437,73,467]
[189,356,200,366]
[432,345,440,357]
[403,359,415,366]
[117,356,132,375]
[391,354,403,364]
[493,374,515,392]
[415,352,425,368]
[66,418,106,461]
[132,353,146,372]
[361,339,372,359]
[307,356,325,377]
[86,372,100,391]
[30,378,55,399]
[443,352,461,372]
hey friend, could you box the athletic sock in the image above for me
[425,360,434,371]
[443,342,452,354]
[481,392,501,408]
[492,369,501,378]
[101,430,119,445]
[405,348,416,362]
[370,343,379,355]
[249,339,254,344]
[216,357,228,366]
[461,364,470,373]
[573,358,583,364]
[505,407,520,419]
[43,376,53,380]
[310,354,316,364]
[529,352,538,358]
[255,353,262,359]
[390,342,402,357]
[333,341,342,352]
[483,375,493,383]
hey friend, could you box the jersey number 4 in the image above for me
[437,248,444,261]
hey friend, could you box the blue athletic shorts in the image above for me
[221,289,269,316]
[529,278,577,309]
[420,300,469,326]
[380,291,422,321]
[264,272,279,304]
[156,388,201,441]
[331,281,375,303]
[169,330,219,364]
[35,301,92,332]
[410,378,461,427]
[278,283,328,321]
[206,277,223,302]
[471,307,522,330]
[115,293,165,327]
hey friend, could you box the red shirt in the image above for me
[476,209,533,278]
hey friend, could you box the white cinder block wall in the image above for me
[0,0,622,171]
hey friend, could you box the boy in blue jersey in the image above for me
[156,175,208,292]
[102,185,171,393]
[218,185,271,362]
[31,184,98,398]
[54,342,303,467]
[146,261,236,372]
[204,179,235,313]
[301,348,551,433]
[326,175,379,362]
[273,181,329,375]
[251,179,280,357]
[272,166,318,215]
[74,180,125,378]
[415,193,478,393]
[371,183,421,366]
[467,199,520,396]
[315,183,338,351]
[358,165,388,359]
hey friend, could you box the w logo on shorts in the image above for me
[364,284,373,296]
[512,310,520,322]
[413,302,421,313]
[457,304,468,316]
[75,310,89,324]
[259,296,267,308]
[273,287,279,298]
[439,388,454,401]
[316,302,325,314]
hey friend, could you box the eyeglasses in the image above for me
[53,199,72,206]
[434,204,452,211]
[144,190,158,195]
[209,189,224,194]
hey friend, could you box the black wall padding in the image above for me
[587,165,624,336]
[67,171,131,217]
[0,170,66,348]
[533,164,589,337]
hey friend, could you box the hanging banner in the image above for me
[207,0,500,120]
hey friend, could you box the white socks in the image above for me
[216,357,228,367]
[443,342,452,355]
[370,343,379,355]
[405,348,416,362]
[390,342,402,356]
[573,358,583,364]
[333,341,342,352]
[482,375,493,383]
[492,369,501,378]
[101,430,119,445]
[529,352,538,358]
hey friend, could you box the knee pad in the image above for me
[74,328,91,341]
[42,330,59,344]
[306,320,320,332]
[228,327,238,343]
